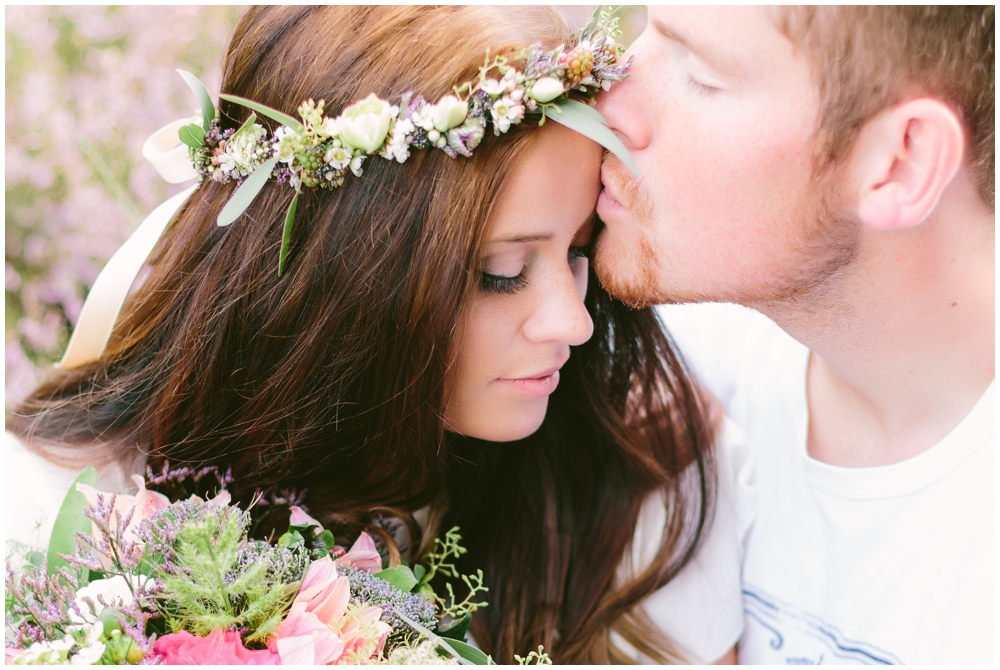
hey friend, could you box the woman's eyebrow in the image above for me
[490,234,553,244]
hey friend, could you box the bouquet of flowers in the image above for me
[5,466,549,665]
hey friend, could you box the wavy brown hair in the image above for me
[9,6,715,663]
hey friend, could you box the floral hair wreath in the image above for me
[177,7,639,275]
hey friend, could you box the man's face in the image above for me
[595,7,856,307]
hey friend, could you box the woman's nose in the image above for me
[522,268,594,347]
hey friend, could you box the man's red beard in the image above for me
[592,153,666,308]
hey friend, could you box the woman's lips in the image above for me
[498,369,561,398]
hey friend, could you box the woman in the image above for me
[6,6,751,664]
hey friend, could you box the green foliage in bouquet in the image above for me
[155,506,303,646]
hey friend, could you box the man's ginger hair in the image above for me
[777,6,994,210]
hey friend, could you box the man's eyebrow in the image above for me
[650,16,744,75]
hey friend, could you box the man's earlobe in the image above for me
[855,99,964,231]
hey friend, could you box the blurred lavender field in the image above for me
[4,5,645,411]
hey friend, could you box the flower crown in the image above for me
[178,7,637,275]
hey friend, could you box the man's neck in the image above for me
[756,186,994,467]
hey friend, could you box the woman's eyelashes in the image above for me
[479,245,591,295]
[480,270,528,294]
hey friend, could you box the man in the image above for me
[595,6,994,664]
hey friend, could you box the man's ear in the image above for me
[853,99,964,230]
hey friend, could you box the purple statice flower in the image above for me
[63,491,146,579]
[5,561,82,647]
[344,567,437,644]
[143,460,235,520]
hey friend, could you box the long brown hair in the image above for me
[10,6,715,663]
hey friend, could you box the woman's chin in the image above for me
[449,398,549,442]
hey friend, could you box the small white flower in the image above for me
[71,575,139,624]
[323,145,352,170]
[71,642,106,666]
[225,124,268,175]
[322,116,342,138]
[503,69,517,91]
[290,172,301,190]
[411,104,435,131]
[491,96,525,133]
[481,78,505,96]
[350,155,366,177]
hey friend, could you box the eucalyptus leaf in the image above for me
[412,563,426,581]
[217,155,280,227]
[548,99,641,177]
[178,123,206,149]
[232,112,258,141]
[176,69,216,132]
[277,189,300,277]
[438,612,472,641]
[444,638,493,665]
[46,467,98,575]
[220,94,304,134]
[373,565,419,593]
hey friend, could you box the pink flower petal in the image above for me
[336,532,382,572]
[300,556,337,592]
[289,505,323,530]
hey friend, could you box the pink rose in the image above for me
[153,630,278,665]
[335,532,382,573]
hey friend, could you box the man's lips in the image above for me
[498,365,564,398]
[599,163,627,211]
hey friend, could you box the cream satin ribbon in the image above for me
[58,119,198,369]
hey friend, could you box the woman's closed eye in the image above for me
[479,245,590,295]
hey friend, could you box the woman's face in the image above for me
[445,123,603,441]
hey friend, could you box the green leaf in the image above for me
[232,112,258,141]
[412,563,426,582]
[277,188,299,276]
[277,529,305,549]
[219,94,304,134]
[311,529,336,556]
[178,123,206,148]
[548,99,641,177]
[445,638,493,665]
[374,565,419,593]
[176,69,216,132]
[46,467,98,574]
[217,155,280,227]
[438,612,472,641]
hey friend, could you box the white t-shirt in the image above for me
[658,301,995,665]
[6,419,753,665]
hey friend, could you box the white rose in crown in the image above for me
[528,77,565,103]
[340,94,393,153]
[431,95,468,132]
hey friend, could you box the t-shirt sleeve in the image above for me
[616,418,756,664]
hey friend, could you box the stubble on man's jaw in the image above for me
[593,153,668,308]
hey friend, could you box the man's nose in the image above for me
[522,271,594,347]
[596,35,654,152]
